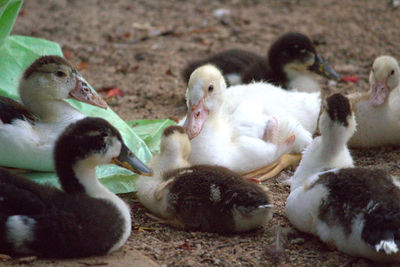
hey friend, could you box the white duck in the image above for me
[286,93,400,262]
[136,125,272,233]
[349,55,400,147]
[0,55,107,171]
[181,64,321,178]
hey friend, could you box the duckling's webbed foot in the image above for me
[243,153,302,181]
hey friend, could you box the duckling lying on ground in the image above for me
[349,55,400,147]
[0,55,107,171]
[182,64,320,179]
[136,126,272,233]
[182,32,341,92]
[286,93,400,262]
[0,117,152,258]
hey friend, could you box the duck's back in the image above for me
[0,168,125,258]
[314,168,400,261]
[182,49,263,85]
[164,165,270,233]
[224,82,320,133]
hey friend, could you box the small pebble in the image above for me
[213,8,230,19]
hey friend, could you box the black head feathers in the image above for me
[326,93,351,126]
[54,117,122,194]
[23,55,74,79]
[162,125,186,137]
[268,32,316,66]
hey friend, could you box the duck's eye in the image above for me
[208,85,214,92]
[56,71,67,78]
[391,70,395,75]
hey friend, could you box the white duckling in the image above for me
[136,126,272,233]
[349,55,400,147]
[0,117,152,258]
[286,93,400,262]
[182,64,321,177]
[0,55,108,171]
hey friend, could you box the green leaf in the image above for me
[0,0,22,47]
[127,119,176,154]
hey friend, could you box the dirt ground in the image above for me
[8,0,400,266]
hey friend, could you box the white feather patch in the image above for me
[6,215,36,253]
[375,240,399,254]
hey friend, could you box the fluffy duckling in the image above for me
[182,64,321,176]
[136,126,272,233]
[286,94,400,262]
[0,55,107,171]
[349,55,400,147]
[182,32,341,92]
[0,117,152,258]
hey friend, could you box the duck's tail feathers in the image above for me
[374,239,399,254]
[362,206,400,255]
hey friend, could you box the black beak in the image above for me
[308,54,341,81]
[112,144,153,176]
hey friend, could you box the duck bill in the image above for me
[308,54,341,81]
[370,80,389,107]
[69,77,108,109]
[183,98,209,140]
[112,144,153,176]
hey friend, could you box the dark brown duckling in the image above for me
[182,32,341,92]
[136,125,272,233]
[0,117,151,258]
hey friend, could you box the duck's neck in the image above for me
[67,161,131,253]
[285,69,319,93]
[290,127,353,191]
[25,99,83,123]
[151,150,190,179]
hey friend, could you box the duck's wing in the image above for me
[182,49,263,85]
[0,168,48,215]
[0,96,37,124]
[241,60,281,85]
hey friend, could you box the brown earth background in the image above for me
[7,0,400,266]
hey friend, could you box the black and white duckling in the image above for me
[181,64,320,178]
[0,55,108,171]
[136,126,272,233]
[286,94,400,262]
[182,32,341,92]
[0,117,152,258]
[349,55,400,147]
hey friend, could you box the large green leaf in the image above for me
[0,0,22,47]
[0,35,153,194]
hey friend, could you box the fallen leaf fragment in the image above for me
[178,241,192,251]
[341,75,359,83]
[99,87,124,98]
[63,50,73,60]
[77,61,89,71]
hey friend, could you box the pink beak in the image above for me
[183,98,209,139]
[69,77,108,109]
[370,79,389,107]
